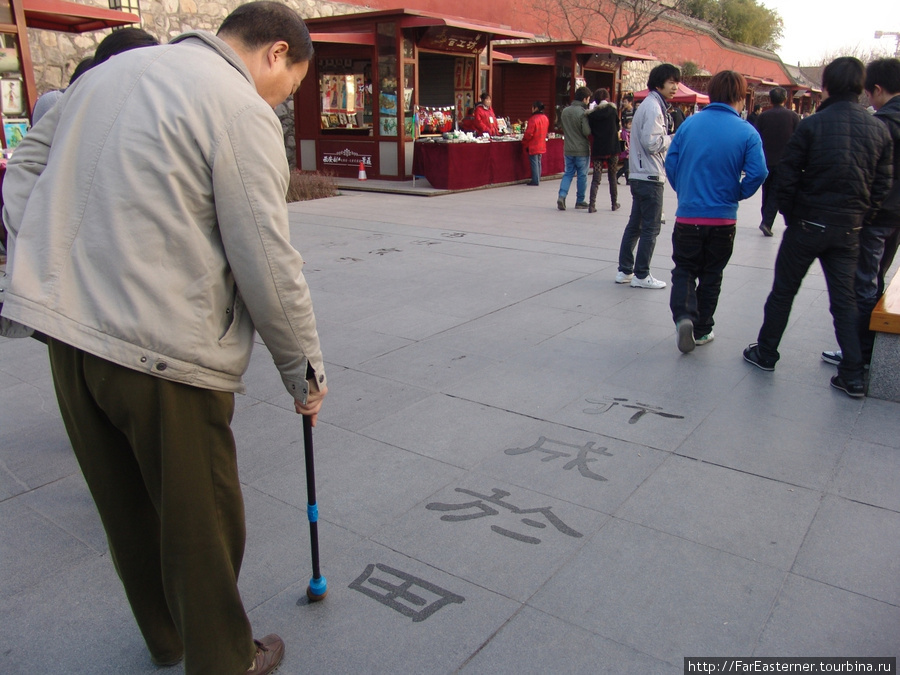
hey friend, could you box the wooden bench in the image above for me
[868,271,900,401]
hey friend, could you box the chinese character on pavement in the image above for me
[426,488,583,544]
[583,397,684,424]
[505,436,612,482]
[349,563,464,622]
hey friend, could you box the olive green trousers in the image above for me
[48,339,257,674]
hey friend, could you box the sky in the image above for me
[768,0,898,66]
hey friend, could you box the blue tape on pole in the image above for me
[307,503,318,522]
[308,575,327,596]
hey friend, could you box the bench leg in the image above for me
[867,332,900,402]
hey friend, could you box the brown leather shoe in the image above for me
[247,634,285,674]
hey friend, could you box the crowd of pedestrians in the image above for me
[552,55,897,399]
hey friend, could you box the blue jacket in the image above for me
[665,102,767,221]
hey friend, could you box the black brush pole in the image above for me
[302,414,327,601]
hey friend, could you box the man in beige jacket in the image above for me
[1,3,325,673]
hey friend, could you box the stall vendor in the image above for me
[474,93,500,136]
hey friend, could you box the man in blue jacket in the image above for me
[666,70,767,353]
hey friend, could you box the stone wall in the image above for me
[27,0,361,168]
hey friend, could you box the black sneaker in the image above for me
[830,375,865,398]
[676,318,695,354]
[821,350,842,366]
[743,343,775,371]
[574,202,589,209]
[759,223,773,237]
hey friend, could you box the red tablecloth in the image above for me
[412,138,564,190]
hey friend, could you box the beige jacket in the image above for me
[1,32,325,400]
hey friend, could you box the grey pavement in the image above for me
[2,177,899,674]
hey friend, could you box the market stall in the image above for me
[411,137,564,190]
[298,9,533,181]
[492,40,653,131]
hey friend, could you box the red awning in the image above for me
[22,0,139,33]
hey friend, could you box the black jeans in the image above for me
[618,179,664,279]
[757,220,864,381]
[589,155,619,207]
[669,223,736,338]
[855,225,899,362]
[760,165,782,229]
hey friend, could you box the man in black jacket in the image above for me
[743,57,893,398]
[587,88,621,213]
[756,87,800,236]
[821,57,900,369]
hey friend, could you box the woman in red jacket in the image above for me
[473,93,500,136]
[522,101,549,185]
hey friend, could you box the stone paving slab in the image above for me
[2,180,899,672]
[530,518,787,666]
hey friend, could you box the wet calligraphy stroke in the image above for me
[504,436,612,482]
[348,563,464,622]
[584,397,684,424]
[426,487,583,544]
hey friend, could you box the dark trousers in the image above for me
[589,155,619,207]
[757,221,864,381]
[855,225,900,362]
[528,153,542,185]
[618,179,664,279]
[669,223,736,337]
[760,165,783,229]
[47,339,256,675]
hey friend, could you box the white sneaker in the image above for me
[630,274,666,289]
[615,271,634,284]
[695,331,714,346]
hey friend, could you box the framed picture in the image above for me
[1,79,23,115]
[3,118,29,149]
[463,60,474,90]
[337,112,347,126]
[379,115,397,136]
[328,113,339,127]
[0,48,19,74]
[320,115,330,128]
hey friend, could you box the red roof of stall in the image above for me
[21,0,139,32]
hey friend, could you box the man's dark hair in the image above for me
[93,28,158,66]
[707,70,747,105]
[532,100,544,111]
[769,86,787,105]
[753,104,761,112]
[865,58,900,96]
[647,63,681,91]
[480,92,490,102]
[591,88,609,104]
[574,85,592,102]
[69,56,95,84]
[218,1,314,65]
[822,56,865,97]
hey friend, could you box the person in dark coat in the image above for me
[756,87,800,236]
[821,57,900,369]
[586,88,621,212]
[747,104,761,126]
[744,57,893,398]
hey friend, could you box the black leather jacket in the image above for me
[776,94,893,228]
[871,94,900,227]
